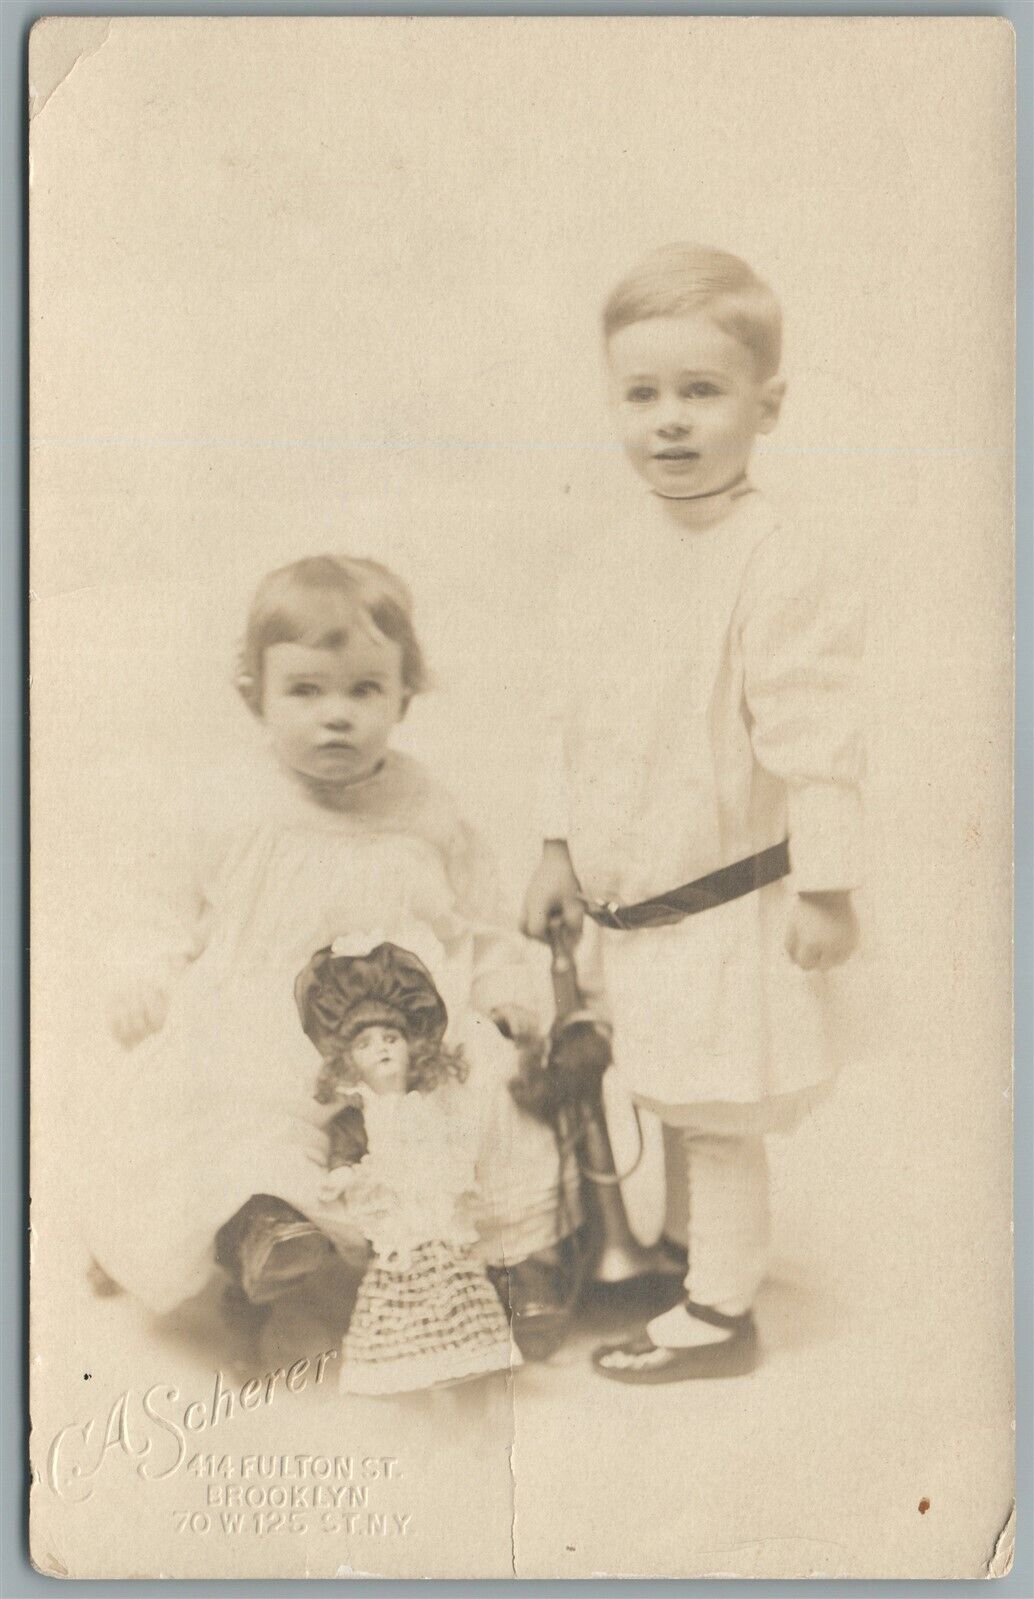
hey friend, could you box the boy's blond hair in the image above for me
[603,244,782,380]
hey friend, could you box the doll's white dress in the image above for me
[86,753,569,1312]
[331,1087,519,1394]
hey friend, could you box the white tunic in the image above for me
[545,482,865,1112]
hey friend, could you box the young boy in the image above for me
[523,244,864,1382]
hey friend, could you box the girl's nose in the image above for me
[324,703,354,730]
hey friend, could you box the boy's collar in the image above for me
[652,474,755,531]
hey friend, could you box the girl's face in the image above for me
[261,631,407,787]
[347,1025,410,1095]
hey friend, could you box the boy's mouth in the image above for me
[653,448,700,462]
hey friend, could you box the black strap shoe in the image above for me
[592,1300,758,1384]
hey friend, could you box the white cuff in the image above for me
[787,783,864,892]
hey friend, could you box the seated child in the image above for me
[89,554,579,1350]
[296,937,519,1394]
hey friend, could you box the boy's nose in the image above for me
[657,412,691,438]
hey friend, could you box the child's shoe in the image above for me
[492,1231,587,1360]
[214,1195,334,1304]
[592,1299,758,1383]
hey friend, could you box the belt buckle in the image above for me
[581,895,629,931]
[603,900,632,931]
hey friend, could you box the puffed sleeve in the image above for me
[536,715,570,843]
[444,817,545,1024]
[738,523,866,893]
[110,779,232,996]
[534,552,586,843]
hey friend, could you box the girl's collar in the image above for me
[287,755,391,812]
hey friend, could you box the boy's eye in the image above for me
[351,680,383,699]
[626,386,657,404]
[681,381,722,399]
[287,682,323,697]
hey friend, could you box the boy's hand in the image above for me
[108,980,169,1048]
[521,840,584,943]
[785,891,858,971]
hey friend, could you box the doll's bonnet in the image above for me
[294,939,449,1058]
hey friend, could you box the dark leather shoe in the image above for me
[497,1233,587,1361]
[593,1302,758,1383]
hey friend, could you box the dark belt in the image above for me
[583,838,791,931]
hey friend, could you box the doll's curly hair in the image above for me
[314,1034,468,1107]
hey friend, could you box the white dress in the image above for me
[332,1087,519,1395]
[544,482,865,1115]
[87,753,569,1312]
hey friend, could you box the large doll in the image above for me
[295,938,519,1394]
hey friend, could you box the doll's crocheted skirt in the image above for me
[339,1239,519,1394]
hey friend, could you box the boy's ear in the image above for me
[756,377,786,434]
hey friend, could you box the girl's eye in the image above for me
[681,382,722,399]
[626,386,657,404]
[288,682,322,697]
[351,681,383,699]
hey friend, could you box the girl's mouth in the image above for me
[654,449,700,462]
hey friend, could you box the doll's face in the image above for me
[347,1025,410,1095]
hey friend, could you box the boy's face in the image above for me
[348,1024,410,1095]
[607,313,783,500]
[262,631,406,786]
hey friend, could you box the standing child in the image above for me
[296,937,519,1394]
[90,554,577,1347]
[522,244,864,1382]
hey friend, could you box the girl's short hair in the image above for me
[602,243,782,380]
[236,554,428,714]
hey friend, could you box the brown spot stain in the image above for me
[918,1498,931,1515]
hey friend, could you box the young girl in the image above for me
[296,937,519,1394]
[89,555,577,1336]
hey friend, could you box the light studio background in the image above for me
[29,18,1013,1578]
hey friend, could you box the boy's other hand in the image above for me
[108,979,169,1048]
[785,891,858,971]
[521,840,584,943]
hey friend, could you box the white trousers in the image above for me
[661,1120,771,1311]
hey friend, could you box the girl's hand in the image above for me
[108,980,169,1048]
[521,840,584,943]
[785,891,858,971]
